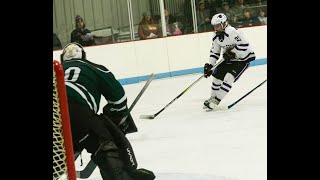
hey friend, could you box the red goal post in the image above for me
[53,60,77,180]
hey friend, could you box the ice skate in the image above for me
[203,96,220,110]
[203,96,214,109]
[204,97,229,111]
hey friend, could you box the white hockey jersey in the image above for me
[209,25,255,65]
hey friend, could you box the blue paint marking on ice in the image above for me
[119,58,267,85]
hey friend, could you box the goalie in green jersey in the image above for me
[60,43,155,180]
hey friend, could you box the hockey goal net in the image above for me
[53,60,77,180]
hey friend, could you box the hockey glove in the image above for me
[204,63,214,78]
[223,49,236,62]
[118,114,138,134]
[103,104,138,134]
[130,168,156,180]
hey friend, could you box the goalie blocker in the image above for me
[103,103,138,134]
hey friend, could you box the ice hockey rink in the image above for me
[75,64,267,180]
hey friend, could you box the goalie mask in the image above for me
[211,13,228,35]
[60,42,86,62]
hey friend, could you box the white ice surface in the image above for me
[75,65,267,180]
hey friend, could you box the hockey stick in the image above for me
[228,79,267,109]
[129,74,156,111]
[76,73,155,179]
[139,59,225,119]
[118,73,156,126]
[76,157,97,179]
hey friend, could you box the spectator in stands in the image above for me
[53,33,62,50]
[196,1,212,32]
[183,0,194,33]
[206,0,218,18]
[232,0,250,22]
[164,9,173,35]
[220,2,237,26]
[160,9,183,36]
[209,0,222,13]
[237,8,261,27]
[257,8,267,25]
[246,0,257,4]
[169,16,184,36]
[138,11,162,40]
[249,0,267,17]
[207,0,236,9]
[70,15,95,47]
[255,0,267,7]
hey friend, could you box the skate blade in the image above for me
[204,105,228,112]
[203,105,210,109]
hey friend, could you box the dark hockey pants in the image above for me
[212,61,249,82]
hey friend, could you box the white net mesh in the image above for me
[53,64,70,180]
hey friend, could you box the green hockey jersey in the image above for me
[62,59,128,118]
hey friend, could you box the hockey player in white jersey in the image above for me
[203,13,256,110]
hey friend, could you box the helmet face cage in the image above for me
[60,43,86,62]
[211,13,228,33]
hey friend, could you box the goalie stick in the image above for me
[117,73,156,131]
[139,59,225,120]
[76,73,155,179]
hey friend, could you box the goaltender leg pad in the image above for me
[99,114,138,172]
[129,168,156,180]
[79,131,103,155]
[91,144,134,180]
